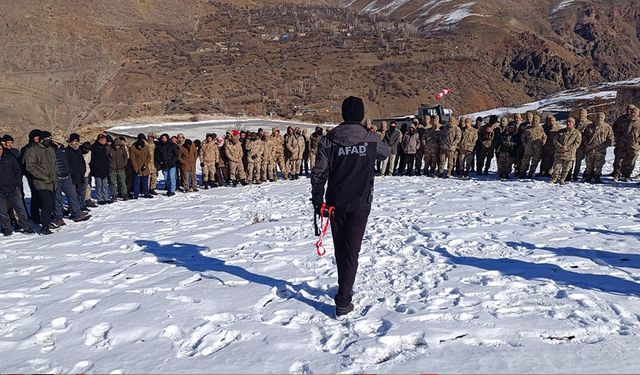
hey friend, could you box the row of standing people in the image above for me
[0,126,328,236]
[370,104,640,184]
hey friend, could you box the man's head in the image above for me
[97,133,107,145]
[341,96,365,123]
[489,115,499,125]
[433,115,441,126]
[171,136,178,144]
[464,118,472,128]
[68,133,81,148]
[423,116,431,126]
[567,117,576,129]
[148,132,157,141]
[597,112,606,123]
[316,126,324,134]
[28,129,42,144]
[408,126,416,134]
[633,107,640,121]
[390,121,397,130]
[177,133,185,143]
[206,133,214,142]
[548,116,557,127]
[476,117,483,126]
[579,109,588,119]
[380,122,388,131]
[526,111,534,123]
[533,115,541,126]
[2,134,14,149]
[627,104,637,115]
[514,113,522,123]
[501,117,509,127]
[40,131,53,147]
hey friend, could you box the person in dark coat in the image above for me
[90,134,111,205]
[155,133,179,196]
[52,136,90,225]
[107,138,129,202]
[129,134,153,199]
[0,142,33,235]
[311,96,391,317]
[20,129,42,221]
[23,131,58,234]
[65,133,88,211]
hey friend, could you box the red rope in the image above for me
[315,203,334,256]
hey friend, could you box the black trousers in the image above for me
[35,189,55,228]
[0,189,29,231]
[330,205,371,307]
[27,178,40,222]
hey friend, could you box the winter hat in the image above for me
[28,129,41,142]
[114,138,124,146]
[232,130,240,137]
[489,115,499,124]
[2,134,14,142]
[105,135,114,143]
[97,133,107,140]
[40,131,52,139]
[137,133,147,141]
[147,131,158,139]
[215,136,224,146]
[68,133,80,143]
[342,96,365,122]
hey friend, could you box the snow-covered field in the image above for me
[3,153,640,373]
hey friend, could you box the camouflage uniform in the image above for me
[540,116,560,176]
[224,137,246,183]
[246,137,264,184]
[199,139,220,187]
[438,123,462,178]
[583,114,614,183]
[476,119,500,174]
[616,108,640,181]
[571,110,592,180]
[551,125,582,184]
[497,125,518,179]
[271,129,288,180]
[309,129,323,169]
[286,132,305,179]
[261,135,276,182]
[514,112,534,174]
[457,124,478,177]
[146,134,159,192]
[422,123,441,177]
[520,116,547,178]
[611,104,636,177]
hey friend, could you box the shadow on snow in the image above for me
[430,242,640,297]
[136,240,334,316]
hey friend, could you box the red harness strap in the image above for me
[315,203,335,256]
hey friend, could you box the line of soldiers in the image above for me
[369,104,640,184]
[0,125,326,236]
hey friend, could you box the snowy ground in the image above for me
[3,156,640,373]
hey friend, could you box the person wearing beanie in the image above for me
[65,133,89,212]
[146,132,159,195]
[1,134,19,159]
[90,134,111,205]
[155,133,179,196]
[23,131,58,234]
[20,129,42,222]
[52,137,90,225]
[311,96,390,318]
[200,133,221,189]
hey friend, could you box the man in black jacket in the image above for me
[0,142,33,235]
[65,133,88,211]
[311,96,391,317]
[155,133,179,196]
[90,134,111,205]
[52,136,90,225]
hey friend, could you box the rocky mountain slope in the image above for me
[1,0,639,141]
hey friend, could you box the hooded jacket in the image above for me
[90,141,109,178]
[107,140,128,172]
[311,122,391,210]
[179,142,198,172]
[66,145,86,185]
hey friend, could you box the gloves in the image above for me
[311,195,323,216]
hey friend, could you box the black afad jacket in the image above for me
[311,122,391,210]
